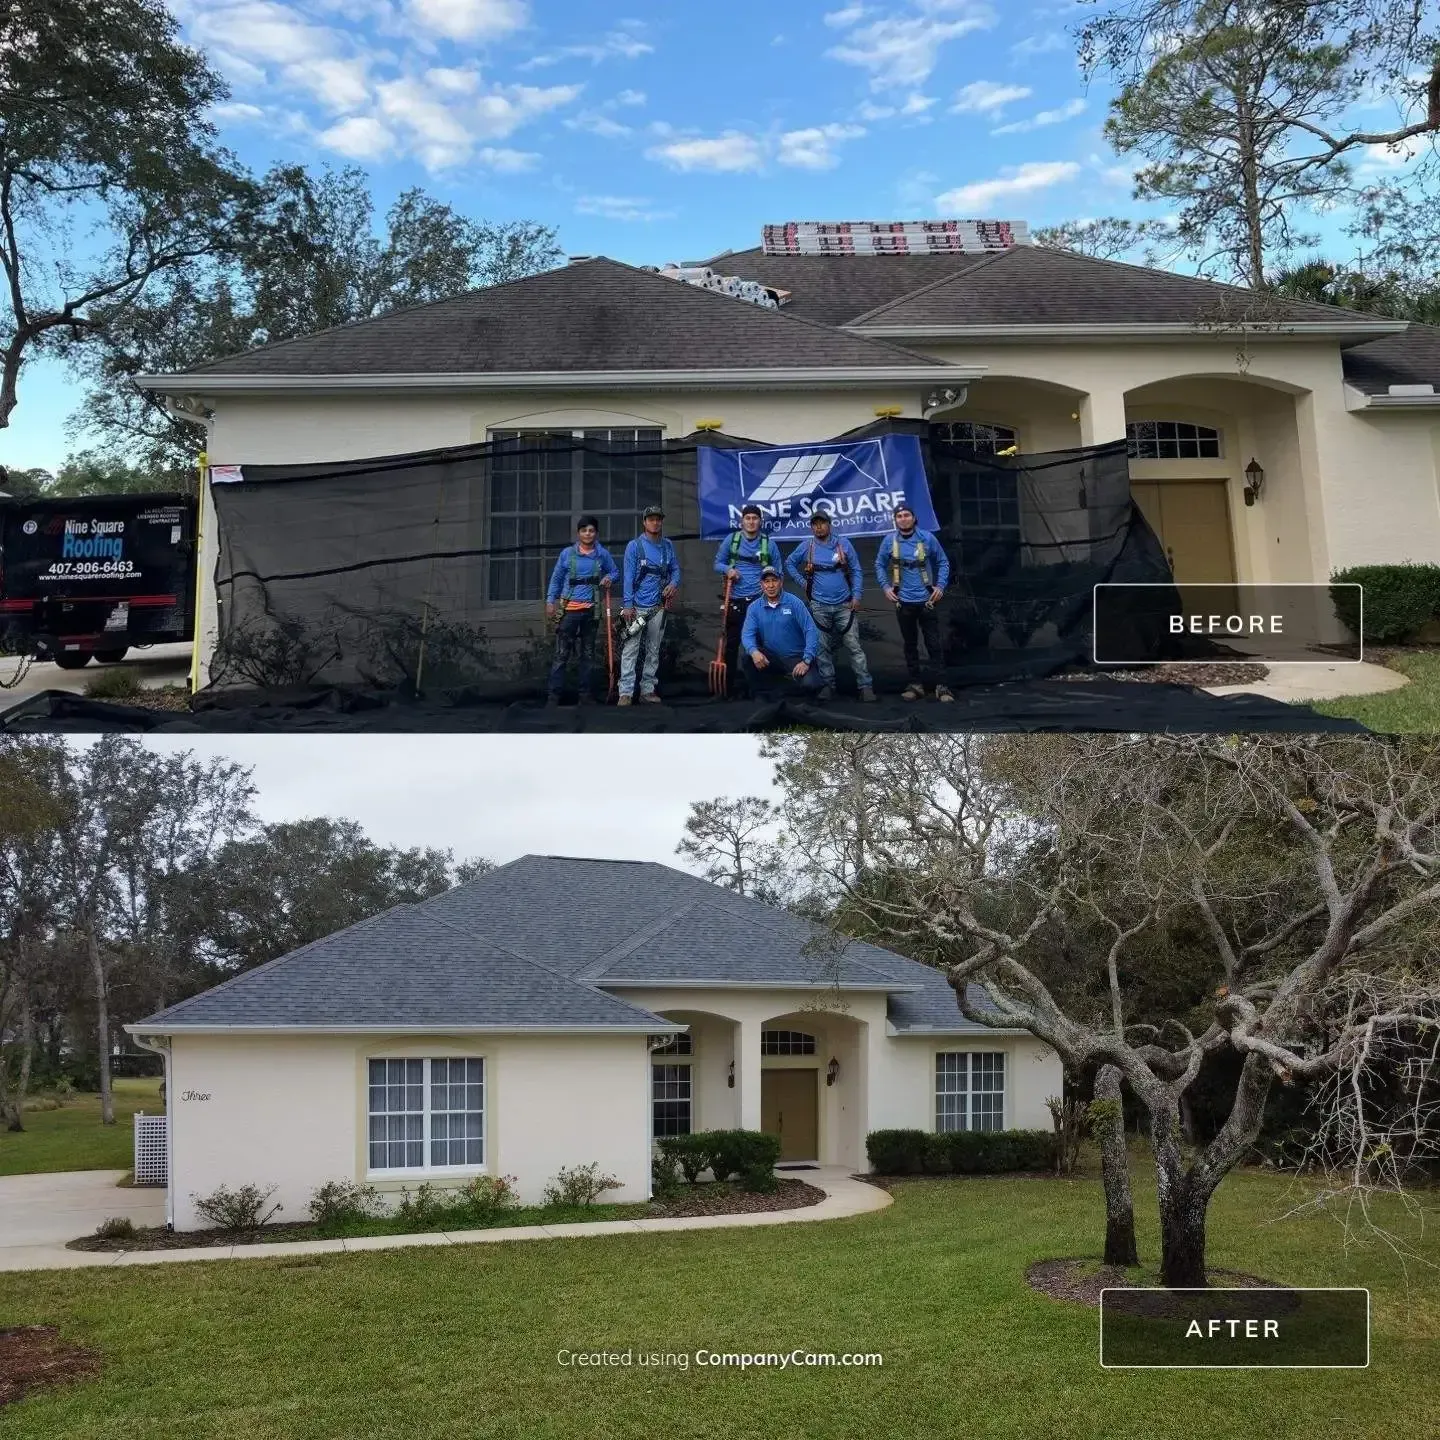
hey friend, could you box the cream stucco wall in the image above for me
[871,1034,1063,1133]
[167,1030,652,1230]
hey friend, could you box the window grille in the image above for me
[761,1030,817,1056]
[367,1057,484,1172]
[935,1052,1006,1133]
[649,1033,693,1055]
[652,1062,692,1136]
[1126,421,1222,460]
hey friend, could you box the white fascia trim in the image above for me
[1357,392,1440,408]
[596,978,922,992]
[123,1022,680,1037]
[847,322,1410,343]
[887,1025,1036,1036]
[133,366,985,395]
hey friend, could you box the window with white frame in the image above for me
[761,1030,816,1055]
[652,1062,692,1137]
[367,1057,484,1172]
[929,422,1022,569]
[935,1052,1005,1133]
[486,428,664,601]
[649,1032,693,1056]
[1126,420,1222,460]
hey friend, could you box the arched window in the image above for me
[1126,420,1222,460]
[930,421,1018,455]
[761,1030,817,1056]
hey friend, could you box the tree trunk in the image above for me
[1151,1101,1207,1287]
[87,922,115,1125]
[1095,1064,1139,1267]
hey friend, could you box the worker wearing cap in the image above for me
[740,565,822,696]
[545,514,620,706]
[877,502,953,702]
[619,504,680,705]
[713,503,778,697]
[785,509,875,702]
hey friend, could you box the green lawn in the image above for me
[0,1078,163,1177]
[1311,650,1440,732]
[0,1167,1434,1440]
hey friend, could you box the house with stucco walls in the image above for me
[126,855,1061,1232]
[132,230,1440,687]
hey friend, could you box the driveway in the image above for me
[0,641,192,702]
[0,1170,165,1261]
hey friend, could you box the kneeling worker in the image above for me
[785,509,875,702]
[740,565,823,695]
[877,503,954,702]
[545,515,620,706]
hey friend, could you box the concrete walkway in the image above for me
[0,1165,890,1272]
[0,642,192,702]
[1203,658,1408,705]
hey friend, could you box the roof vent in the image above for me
[1388,383,1436,396]
[567,254,595,264]
[762,220,1031,256]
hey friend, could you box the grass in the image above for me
[0,1166,1434,1439]
[1310,650,1440,732]
[0,1078,162,1177]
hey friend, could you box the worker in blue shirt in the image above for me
[785,509,875,702]
[740,566,823,695]
[876,503,954,702]
[545,515,620,705]
[713,503,778,697]
[619,504,680,705]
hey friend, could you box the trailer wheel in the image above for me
[94,646,129,664]
[53,650,93,670]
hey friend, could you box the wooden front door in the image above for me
[1131,481,1238,586]
[760,1069,819,1162]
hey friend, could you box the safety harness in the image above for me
[562,546,608,604]
[727,530,774,570]
[633,535,677,594]
[800,538,855,604]
[888,530,934,590]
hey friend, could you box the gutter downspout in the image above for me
[131,1033,174,1230]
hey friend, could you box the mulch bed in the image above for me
[0,1327,101,1408]
[648,1179,825,1218]
[1026,1257,1279,1307]
[72,1221,325,1252]
[115,685,192,712]
[1058,662,1270,687]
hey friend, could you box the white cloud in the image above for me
[859,101,895,120]
[478,146,541,172]
[318,114,394,159]
[647,131,766,173]
[212,101,266,122]
[934,160,1081,212]
[1011,31,1066,57]
[575,194,676,222]
[373,77,578,170]
[190,1,337,64]
[283,56,372,112]
[615,89,646,106]
[777,123,866,169]
[991,96,1086,134]
[521,27,654,67]
[405,0,528,41]
[565,110,633,138]
[827,2,994,90]
[824,3,865,24]
[901,93,936,114]
[951,80,1031,114]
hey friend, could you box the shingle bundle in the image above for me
[655,264,791,308]
[761,220,1031,255]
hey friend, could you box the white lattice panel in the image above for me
[133,1112,167,1186]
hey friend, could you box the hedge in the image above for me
[866,1128,1055,1176]
[657,1130,781,1192]
[1330,563,1440,643]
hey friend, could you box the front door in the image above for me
[1131,481,1238,585]
[761,1069,818,1162]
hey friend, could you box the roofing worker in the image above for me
[545,515,620,706]
[619,504,680,706]
[740,565,823,696]
[785,508,875,702]
[877,503,954,702]
[713,503,778,697]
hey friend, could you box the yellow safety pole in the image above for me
[189,451,207,694]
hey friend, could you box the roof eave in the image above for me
[124,1021,680,1036]
[596,978,923,992]
[845,322,1410,343]
[886,1024,1038,1036]
[1347,389,1440,409]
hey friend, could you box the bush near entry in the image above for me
[1330,563,1440,642]
[866,1128,1055,1176]
[657,1130,782,1192]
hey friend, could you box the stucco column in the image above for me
[1078,388,1129,447]
[735,1016,763,1132]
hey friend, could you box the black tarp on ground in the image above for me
[206,421,1177,700]
[0,684,1367,733]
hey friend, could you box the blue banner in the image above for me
[697,433,939,541]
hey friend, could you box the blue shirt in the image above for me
[741,591,820,664]
[713,530,780,600]
[784,536,863,606]
[875,527,950,604]
[623,534,680,609]
[546,544,620,606]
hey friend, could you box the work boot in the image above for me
[901,683,924,701]
[617,695,633,707]
[817,686,834,702]
[935,685,955,703]
[860,686,877,702]
[640,693,663,704]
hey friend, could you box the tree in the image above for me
[755,734,1440,1287]
[1268,256,1440,324]
[0,0,254,430]
[676,797,786,902]
[77,165,564,471]
[0,465,52,498]
[1034,217,1176,263]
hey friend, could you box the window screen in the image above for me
[652,1062,692,1137]
[367,1056,484,1171]
[368,1057,424,1170]
[935,1052,1006,1133]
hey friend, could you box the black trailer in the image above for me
[0,492,197,668]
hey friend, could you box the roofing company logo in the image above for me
[737,441,891,528]
[21,519,37,535]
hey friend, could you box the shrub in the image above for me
[865,1129,930,1175]
[191,1183,282,1232]
[451,1174,518,1220]
[1330,563,1440,643]
[396,1182,449,1228]
[308,1180,385,1231]
[923,1133,952,1175]
[658,1134,710,1185]
[867,1128,1055,1175]
[651,1153,683,1202]
[84,666,141,700]
[95,1216,135,1240]
[703,1129,781,1187]
[542,1162,622,1208]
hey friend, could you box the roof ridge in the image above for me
[577,895,707,981]
[842,247,1018,327]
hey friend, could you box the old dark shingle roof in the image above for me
[1341,322,1440,394]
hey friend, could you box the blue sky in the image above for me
[1,0,1419,472]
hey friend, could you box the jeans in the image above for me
[722,594,757,697]
[740,651,824,696]
[548,607,598,697]
[810,602,872,690]
[896,602,944,689]
[619,605,665,697]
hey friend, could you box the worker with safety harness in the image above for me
[783,508,875,702]
[740,565,823,696]
[877,502,954,702]
[619,504,680,705]
[545,515,621,706]
[712,503,776,698]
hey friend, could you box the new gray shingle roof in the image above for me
[165,257,947,380]
[1341,322,1440,393]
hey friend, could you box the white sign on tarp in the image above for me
[209,464,245,484]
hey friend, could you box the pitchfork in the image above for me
[708,573,734,696]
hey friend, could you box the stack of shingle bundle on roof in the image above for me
[761,220,1032,255]
[652,263,790,308]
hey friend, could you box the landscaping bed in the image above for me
[648,1178,823,1217]
[1060,661,1270,687]
[1025,1257,1279,1306]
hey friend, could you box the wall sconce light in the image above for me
[1243,457,1265,507]
[826,1057,840,1087]
[727,1061,735,1089]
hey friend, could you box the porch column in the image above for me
[735,1016,763,1132]
[1078,388,1128,447]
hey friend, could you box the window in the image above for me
[929,423,1022,569]
[930,422,1017,455]
[761,1030,816,1056]
[649,1032,693,1055]
[652,1062,692,1137]
[1126,421,1222,460]
[487,428,664,601]
[935,1052,1005,1133]
[367,1057,484,1173]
